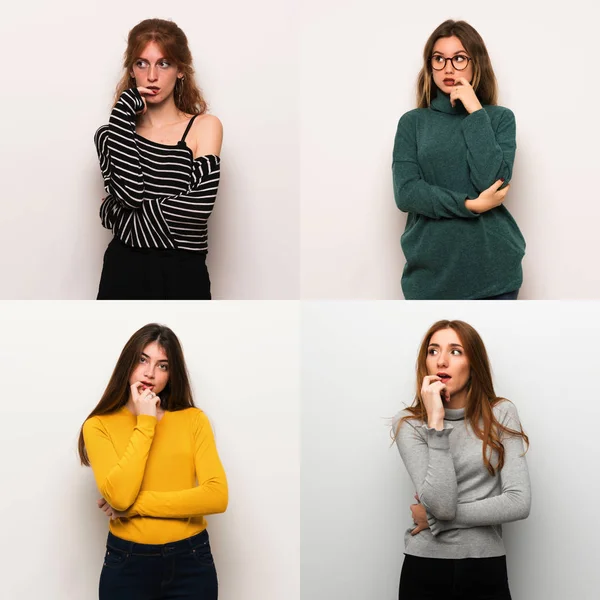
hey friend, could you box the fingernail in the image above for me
[501,178,505,182]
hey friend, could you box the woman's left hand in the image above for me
[410,494,430,536]
[97,498,128,520]
[450,78,483,114]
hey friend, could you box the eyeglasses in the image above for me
[430,55,472,71]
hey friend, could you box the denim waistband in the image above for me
[106,528,209,556]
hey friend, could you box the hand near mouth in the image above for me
[448,77,482,114]
[421,375,449,426]
[136,86,157,115]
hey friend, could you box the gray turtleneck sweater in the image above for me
[392,400,531,559]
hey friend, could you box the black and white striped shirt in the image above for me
[94,88,220,252]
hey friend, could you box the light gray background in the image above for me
[0,0,298,299]
[0,301,300,600]
[301,301,599,599]
[300,0,600,299]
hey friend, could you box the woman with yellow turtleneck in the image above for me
[78,323,227,600]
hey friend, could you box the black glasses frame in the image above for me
[430,55,472,71]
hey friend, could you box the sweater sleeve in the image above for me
[94,89,147,210]
[393,415,458,520]
[461,107,516,193]
[392,112,480,220]
[94,89,221,224]
[428,401,531,536]
[125,411,228,519]
[82,414,158,512]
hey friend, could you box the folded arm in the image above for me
[124,411,228,519]
[83,415,157,511]
[427,402,531,535]
[394,415,457,520]
[462,108,516,193]
[392,112,479,220]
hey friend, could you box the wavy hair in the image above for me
[416,20,498,108]
[78,323,196,466]
[113,18,207,115]
[394,320,529,476]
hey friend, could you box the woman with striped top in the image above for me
[95,19,222,300]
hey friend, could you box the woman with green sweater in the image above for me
[392,20,525,300]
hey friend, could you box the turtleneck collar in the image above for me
[430,88,468,115]
[443,406,465,421]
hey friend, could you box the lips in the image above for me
[443,79,455,86]
[437,372,451,382]
[147,87,160,94]
[141,381,154,389]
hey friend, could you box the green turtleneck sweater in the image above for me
[392,91,526,300]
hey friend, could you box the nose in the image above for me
[147,65,158,82]
[436,352,449,368]
[143,364,155,379]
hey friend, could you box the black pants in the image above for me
[99,529,217,600]
[97,237,211,300]
[399,554,512,600]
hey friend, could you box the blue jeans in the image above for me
[480,289,519,300]
[99,529,217,600]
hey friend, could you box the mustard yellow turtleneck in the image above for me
[83,406,228,544]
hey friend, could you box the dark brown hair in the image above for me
[417,20,498,108]
[394,320,529,476]
[78,323,195,466]
[114,18,207,115]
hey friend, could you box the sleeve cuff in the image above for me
[119,88,145,114]
[426,510,442,536]
[421,423,454,449]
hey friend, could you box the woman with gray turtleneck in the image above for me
[393,320,531,600]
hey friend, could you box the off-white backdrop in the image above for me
[0,0,298,299]
[300,0,600,299]
[0,302,299,600]
[301,301,600,599]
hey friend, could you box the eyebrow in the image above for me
[141,352,168,363]
[432,51,468,56]
[428,343,464,348]
[135,56,170,62]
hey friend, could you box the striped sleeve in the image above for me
[94,89,146,210]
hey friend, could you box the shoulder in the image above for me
[192,114,223,137]
[482,104,515,125]
[189,114,223,157]
[175,406,211,426]
[397,108,423,126]
[392,408,423,432]
[491,398,521,423]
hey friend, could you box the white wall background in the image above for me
[0,0,298,299]
[301,301,600,599]
[0,302,300,600]
[300,0,600,299]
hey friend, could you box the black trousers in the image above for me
[97,237,211,300]
[399,554,512,600]
[99,529,217,600]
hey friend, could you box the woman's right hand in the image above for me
[129,381,160,418]
[421,376,448,425]
[136,86,156,115]
[466,179,510,213]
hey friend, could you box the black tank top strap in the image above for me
[180,115,199,143]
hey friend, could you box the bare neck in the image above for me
[138,97,188,130]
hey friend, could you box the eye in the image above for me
[135,60,148,68]
[451,349,462,356]
[427,348,438,355]
[139,356,147,363]
[455,55,468,63]
[432,55,444,64]
[158,60,171,68]
[159,364,169,371]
